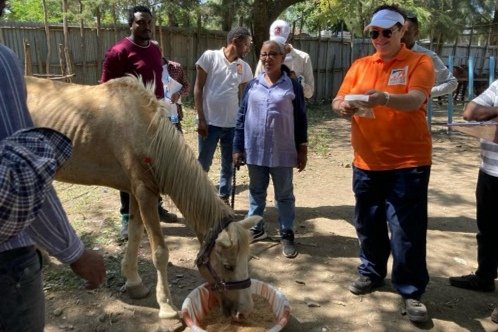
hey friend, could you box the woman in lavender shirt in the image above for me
[233,40,308,258]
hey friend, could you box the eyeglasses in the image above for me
[260,52,281,60]
[369,28,398,40]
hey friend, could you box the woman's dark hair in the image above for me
[127,6,152,26]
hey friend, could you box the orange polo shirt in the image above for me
[337,45,435,170]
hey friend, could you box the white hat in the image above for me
[269,19,290,45]
[364,9,405,31]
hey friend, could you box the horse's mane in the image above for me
[114,77,234,237]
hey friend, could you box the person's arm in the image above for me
[100,48,125,83]
[292,80,308,172]
[301,54,315,99]
[176,64,190,97]
[233,82,253,167]
[463,101,498,121]
[431,55,458,97]
[194,65,208,137]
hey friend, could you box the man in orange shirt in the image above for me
[332,4,434,323]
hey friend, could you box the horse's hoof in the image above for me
[125,283,151,299]
[157,317,184,332]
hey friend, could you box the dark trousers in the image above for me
[475,170,498,280]
[0,246,44,332]
[120,191,164,216]
[352,166,431,299]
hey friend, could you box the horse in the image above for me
[25,75,260,321]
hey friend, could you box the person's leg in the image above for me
[352,167,390,283]
[120,191,130,239]
[247,164,270,237]
[0,246,45,332]
[270,167,295,233]
[218,127,235,200]
[271,166,297,257]
[449,171,497,291]
[197,125,221,173]
[475,170,498,281]
[388,166,430,300]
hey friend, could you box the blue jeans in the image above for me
[198,125,234,198]
[247,165,295,234]
[0,246,44,331]
[352,166,430,299]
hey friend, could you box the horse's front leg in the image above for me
[135,184,178,319]
[121,194,150,299]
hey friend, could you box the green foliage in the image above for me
[7,0,63,22]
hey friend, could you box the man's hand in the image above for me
[170,92,180,104]
[233,152,245,168]
[70,249,106,289]
[197,118,208,137]
[297,145,307,172]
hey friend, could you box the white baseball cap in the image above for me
[269,19,290,45]
[364,9,405,31]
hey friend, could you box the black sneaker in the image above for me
[281,238,298,258]
[403,298,429,323]
[158,205,178,223]
[449,273,495,292]
[250,228,268,242]
[491,307,498,324]
[349,275,384,295]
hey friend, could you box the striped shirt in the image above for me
[472,79,498,177]
[0,44,84,263]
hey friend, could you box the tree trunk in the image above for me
[251,0,305,57]
[491,9,498,46]
[42,0,50,74]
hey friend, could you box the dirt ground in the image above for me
[43,104,498,332]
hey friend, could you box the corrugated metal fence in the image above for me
[0,21,497,103]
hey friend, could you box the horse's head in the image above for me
[196,215,261,320]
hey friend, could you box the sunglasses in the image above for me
[369,28,398,40]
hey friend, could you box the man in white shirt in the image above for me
[448,80,498,324]
[194,27,253,204]
[255,19,315,99]
[402,14,458,97]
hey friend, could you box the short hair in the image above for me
[127,6,152,26]
[227,27,251,45]
[372,4,407,28]
[405,12,419,28]
[261,40,285,55]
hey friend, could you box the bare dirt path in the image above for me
[43,104,498,332]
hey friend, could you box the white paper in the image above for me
[345,94,370,102]
[344,95,374,118]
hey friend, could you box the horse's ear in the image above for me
[239,215,262,230]
[216,230,233,248]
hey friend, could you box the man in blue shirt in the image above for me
[0,1,105,329]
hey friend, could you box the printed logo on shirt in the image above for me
[237,64,243,75]
[388,66,408,85]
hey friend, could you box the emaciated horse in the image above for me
[26,76,259,320]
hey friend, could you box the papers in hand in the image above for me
[164,77,183,99]
[344,94,374,118]
[448,121,498,143]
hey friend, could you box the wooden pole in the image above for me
[23,40,32,76]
